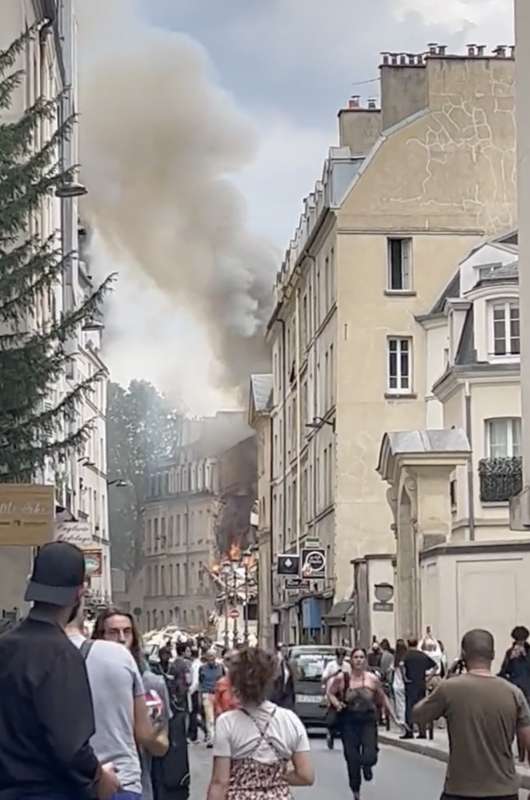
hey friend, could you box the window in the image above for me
[176,515,181,546]
[491,301,520,356]
[387,337,412,393]
[388,238,412,291]
[487,418,521,459]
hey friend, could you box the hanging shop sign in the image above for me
[0,484,55,546]
[301,547,326,579]
[55,521,93,549]
[84,549,103,578]
[277,553,300,576]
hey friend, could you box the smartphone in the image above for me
[145,689,163,721]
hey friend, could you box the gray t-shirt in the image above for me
[141,669,172,800]
[70,634,144,792]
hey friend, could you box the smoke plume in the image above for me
[77,1,275,401]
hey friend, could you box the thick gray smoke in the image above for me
[77,1,274,399]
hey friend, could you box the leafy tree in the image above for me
[0,30,113,481]
[107,380,182,573]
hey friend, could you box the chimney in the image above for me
[467,44,477,57]
[437,45,447,56]
[348,95,360,110]
[493,45,507,58]
[367,98,377,110]
[477,45,486,56]
[428,43,438,55]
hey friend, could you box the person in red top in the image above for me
[214,651,240,718]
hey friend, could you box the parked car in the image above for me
[289,645,340,728]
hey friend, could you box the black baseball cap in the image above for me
[24,541,86,607]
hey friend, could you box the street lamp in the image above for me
[55,179,88,199]
[305,416,336,433]
[241,548,253,645]
[107,479,129,488]
[220,561,231,650]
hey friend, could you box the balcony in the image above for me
[478,457,522,503]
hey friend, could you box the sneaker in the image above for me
[206,741,213,749]
[362,766,373,782]
[326,732,334,750]
[400,732,413,740]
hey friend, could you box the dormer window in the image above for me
[490,300,520,357]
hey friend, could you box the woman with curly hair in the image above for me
[206,647,314,800]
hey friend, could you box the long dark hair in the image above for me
[394,638,407,667]
[92,606,144,668]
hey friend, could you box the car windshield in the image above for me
[292,652,335,681]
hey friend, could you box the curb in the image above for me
[379,733,530,790]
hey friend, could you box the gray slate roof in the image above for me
[250,374,273,412]
[383,429,470,455]
[430,271,461,316]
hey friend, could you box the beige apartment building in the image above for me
[378,231,530,663]
[142,413,256,633]
[515,1,530,516]
[267,44,517,646]
[249,375,274,648]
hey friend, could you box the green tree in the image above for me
[0,30,114,481]
[107,380,182,573]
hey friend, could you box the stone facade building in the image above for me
[142,413,256,633]
[266,44,517,645]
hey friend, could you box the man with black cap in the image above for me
[0,541,120,800]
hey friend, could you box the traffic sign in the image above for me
[229,608,240,619]
[301,547,326,579]
[277,553,300,576]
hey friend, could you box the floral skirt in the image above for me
[227,758,291,800]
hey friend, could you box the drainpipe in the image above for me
[465,381,476,541]
[269,414,275,648]
[295,289,301,556]
[277,319,287,552]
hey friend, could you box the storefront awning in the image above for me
[323,600,354,627]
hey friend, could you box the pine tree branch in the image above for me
[0,369,106,443]
[0,27,33,78]
[0,247,68,323]
[0,418,96,483]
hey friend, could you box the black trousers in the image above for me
[441,795,518,800]
[405,685,426,734]
[341,715,378,793]
[188,691,205,741]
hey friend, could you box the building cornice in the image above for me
[433,362,520,401]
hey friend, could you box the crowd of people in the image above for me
[1,541,530,800]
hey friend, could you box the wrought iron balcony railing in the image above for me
[478,457,522,503]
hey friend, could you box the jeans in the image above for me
[341,714,378,793]
[113,793,142,800]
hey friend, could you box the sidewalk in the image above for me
[379,727,530,790]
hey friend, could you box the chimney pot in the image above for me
[477,44,486,56]
[391,53,398,65]
[494,45,507,57]
[399,53,407,65]
[381,52,390,65]
[437,45,447,56]
[467,44,476,56]
[510,45,516,58]
[367,98,377,110]
[428,42,438,55]
[348,95,361,109]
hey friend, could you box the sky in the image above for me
[78,0,514,414]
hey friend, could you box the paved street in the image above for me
[189,736,530,799]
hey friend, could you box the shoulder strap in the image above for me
[80,639,94,661]
[241,706,281,756]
